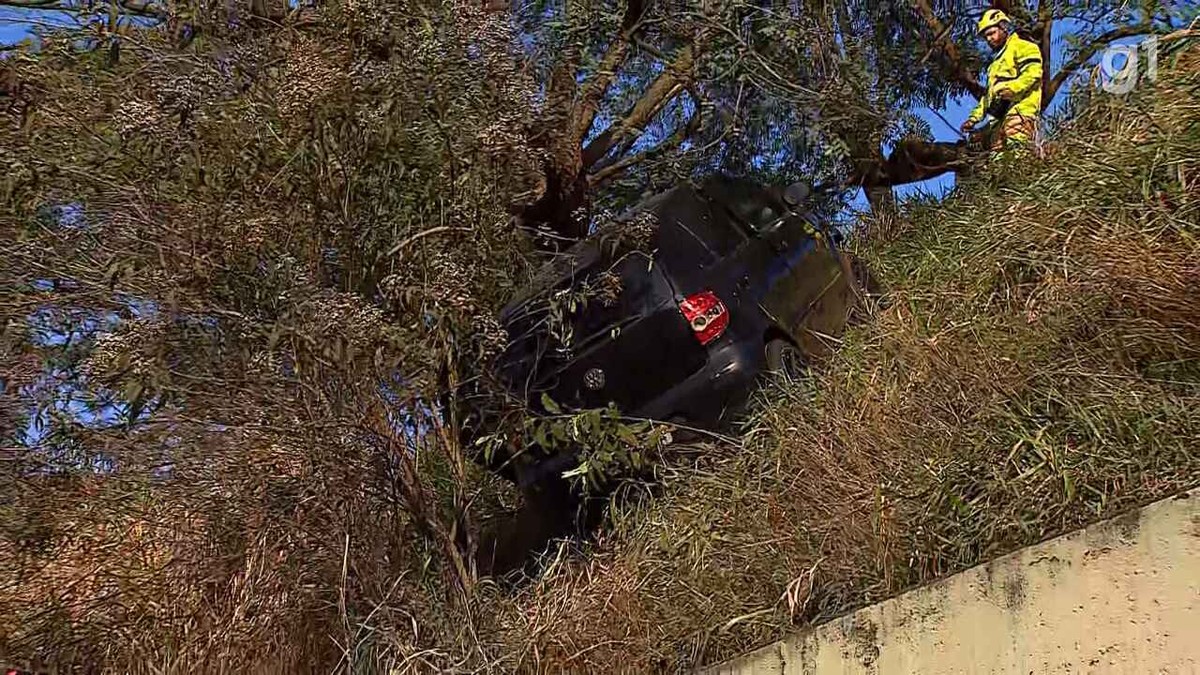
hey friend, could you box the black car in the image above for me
[486,175,862,480]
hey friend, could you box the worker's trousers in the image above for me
[988,112,1041,160]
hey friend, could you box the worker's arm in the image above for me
[965,92,989,126]
[999,40,1043,99]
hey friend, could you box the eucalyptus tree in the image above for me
[2,0,554,665]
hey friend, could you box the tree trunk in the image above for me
[517,41,698,250]
[514,160,591,250]
[865,184,896,216]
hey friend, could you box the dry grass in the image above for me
[484,45,1200,672]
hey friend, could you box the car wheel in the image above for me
[664,415,700,445]
[764,338,807,380]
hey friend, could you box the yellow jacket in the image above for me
[966,32,1044,127]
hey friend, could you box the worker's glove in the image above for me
[960,118,976,133]
[985,97,1012,119]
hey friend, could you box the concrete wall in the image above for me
[707,491,1199,675]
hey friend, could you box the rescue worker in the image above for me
[960,9,1043,155]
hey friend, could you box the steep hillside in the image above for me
[488,42,1199,672]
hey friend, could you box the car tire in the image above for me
[664,415,700,445]
[764,338,806,380]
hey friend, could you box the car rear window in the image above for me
[651,187,746,271]
[702,178,786,234]
[566,251,663,343]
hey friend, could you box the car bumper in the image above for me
[511,337,765,489]
[636,336,764,428]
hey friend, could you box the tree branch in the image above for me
[850,137,975,190]
[518,25,703,247]
[573,0,650,142]
[909,0,986,99]
[580,43,694,169]
[1036,0,1054,100]
[587,101,700,186]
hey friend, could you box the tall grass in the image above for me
[487,45,1199,672]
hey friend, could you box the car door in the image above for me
[718,185,849,359]
[707,182,820,335]
[771,212,852,359]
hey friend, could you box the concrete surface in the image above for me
[707,490,1199,674]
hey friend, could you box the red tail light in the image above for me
[679,290,729,345]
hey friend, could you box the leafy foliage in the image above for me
[2,0,546,667]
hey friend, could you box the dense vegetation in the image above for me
[1,0,1197,670]
[504,47,1198,669]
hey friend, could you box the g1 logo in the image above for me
[1101,36,1159,94]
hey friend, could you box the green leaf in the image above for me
[541,393,561,414]
[617,426,639,446]
[532,423,549,449]
[1063,470,1076,503]
[561,462,589,479]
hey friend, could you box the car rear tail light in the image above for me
[679,290,729,346]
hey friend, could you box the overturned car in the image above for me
[461,175,870,489]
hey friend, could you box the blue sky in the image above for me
[1,6,76,43]
[0,13,25,44]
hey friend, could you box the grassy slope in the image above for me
[490,45,1200,672]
